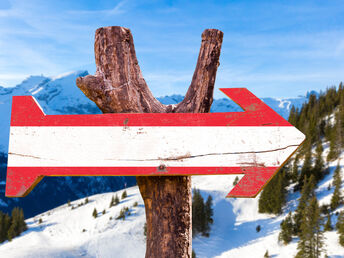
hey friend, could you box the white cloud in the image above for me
[0,73,28,81]
[0,73,29,87]
[66,1,127,16]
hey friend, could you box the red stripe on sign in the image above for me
[10,88,292,127]
[6,166,278,198]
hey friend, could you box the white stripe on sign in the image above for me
[8,126,305,167]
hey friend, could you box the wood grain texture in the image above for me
[8,126,303,167]
[75,26,223,258]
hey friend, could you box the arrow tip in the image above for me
[226,167,277,198]
[5,168,43,197]
[11,96,45,126]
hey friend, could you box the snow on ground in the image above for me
[215,229,344,258]
[0,187,146,258]
[0,150,344,257]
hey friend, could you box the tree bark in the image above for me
[76,26,223,258]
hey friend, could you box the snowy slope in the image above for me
[213,155,344,258]
[0,149,343,257]
[0,187,146,258]
[196,152,344,257]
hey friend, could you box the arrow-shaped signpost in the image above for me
[5,27,305,257]
[6,88,305,198]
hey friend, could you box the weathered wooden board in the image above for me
[6,88,305,198]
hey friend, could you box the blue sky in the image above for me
[0,0,344,98]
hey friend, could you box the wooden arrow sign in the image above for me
[6,88,305,198]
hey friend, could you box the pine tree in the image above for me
[205,195,214,225]
[298,152,312,189]
[336,211,344,247]
[121,190,127,200]
[278,212,293,245]
[296,197,325,258]
[0,212,10,243]
[324,122,332,142]
[258,171,286,214]
[17,208,26,234]
[92,208,97,218]
[313,142,325,182]
[114,194,120,205]
[0,211,10,243]
[324,214,333,231]
[293,175,316,235]
[330,164,342,211]
[327,127,340,161]
[8,209,17,241]
[335,102,344,149]
[233,176,239,186]
[116,208,126,220]
[192,188,206,237]
[338,87,344,148]
[192,249,196,258]
[192,189,214,237]
[7,224,15,242]
[264,250,269,258]
[109,195,115,208]
[7,207,27,241]
[0,212,3,243]
[85,197,89,204]
[336,211,344,231]
[200,195,213,237]
[288,105,297,126]
[291,156,300,183]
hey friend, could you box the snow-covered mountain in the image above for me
[159,93,307,119]
[0,71,101,152]
[0,71,307,218]
[0,151,342,257]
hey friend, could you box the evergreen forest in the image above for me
[259,83,344,257]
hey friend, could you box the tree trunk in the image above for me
[76,26,223,258]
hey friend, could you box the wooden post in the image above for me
[76,26,223,257]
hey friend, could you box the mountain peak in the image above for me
[50,70,89,81]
